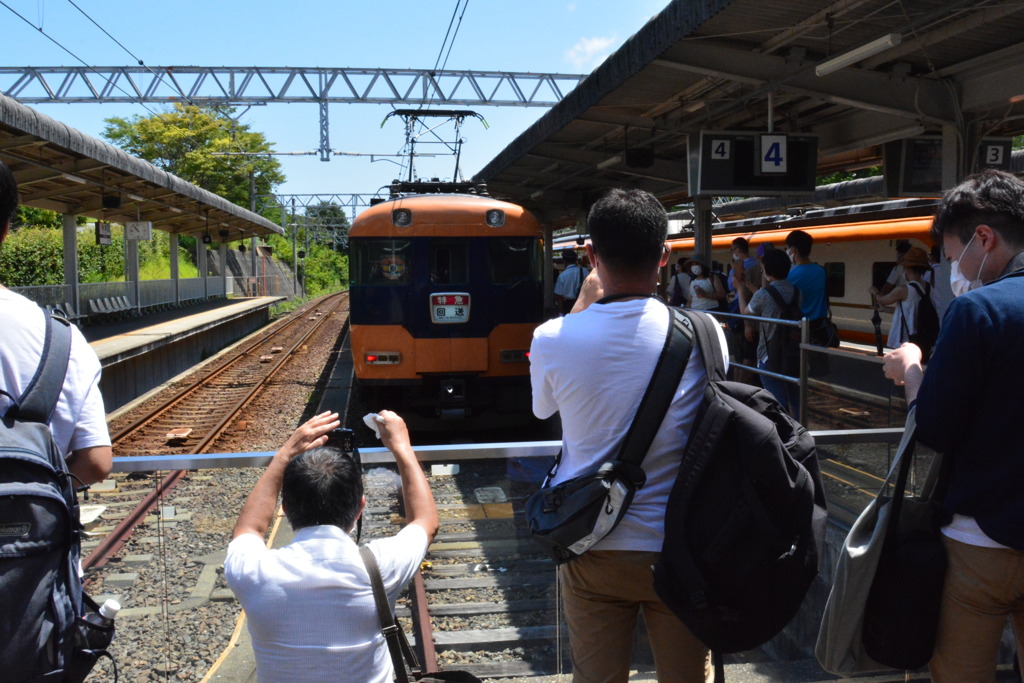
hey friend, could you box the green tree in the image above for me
[102,104,285,208]
[817,166,881,185]
[0,226,125,286]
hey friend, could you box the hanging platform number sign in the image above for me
[759,134,788,174]
[430,292,471,324]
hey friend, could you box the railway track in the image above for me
[83,292,348,572]
[362,459,569,680]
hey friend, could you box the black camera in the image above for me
[326,428,360,467]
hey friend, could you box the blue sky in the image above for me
[1,0,670,211]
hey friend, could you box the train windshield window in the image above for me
[488,238,539,284]
[824,262,846,298]
[353,240,412,285]
[431,240,468,284]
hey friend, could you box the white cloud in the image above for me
[564,35,617,71]
[567,3,576,11]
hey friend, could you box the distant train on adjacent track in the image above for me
[348,182,544,427]
[556,198,945,346]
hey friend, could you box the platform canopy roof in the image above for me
[0,93,283,238]
[475,0,1024,224]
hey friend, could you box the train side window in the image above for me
[488,238,538,284]
[353,239,411,285]
[431,240,468,284]
[824,262,845,298]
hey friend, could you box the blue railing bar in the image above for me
[107,432,901,473]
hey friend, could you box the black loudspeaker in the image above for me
[625,148,655,168]
[102,196,121,209]
[202,234,212,244]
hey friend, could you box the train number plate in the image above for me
[430,293,470,324]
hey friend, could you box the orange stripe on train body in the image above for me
[350,194,543,239]
[351,323,535,380]
[666,215,934,251]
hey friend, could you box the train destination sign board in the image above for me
[430,292,471,324]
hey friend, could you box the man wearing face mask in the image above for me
[882,169,1024,682]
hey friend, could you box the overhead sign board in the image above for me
[95,222,111,246]
[691,131,818,197]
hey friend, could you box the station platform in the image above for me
[85,296,284,413]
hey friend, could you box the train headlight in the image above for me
[484,209,505,227]
[392,209,413,227]
[365,352,401,365]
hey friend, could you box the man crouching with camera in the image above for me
[225,410,438,683]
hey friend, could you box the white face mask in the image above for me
[949,232,987,297]
[691,265,702,276]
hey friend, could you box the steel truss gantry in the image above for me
[0,66,585,160]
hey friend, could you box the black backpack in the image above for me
[0,313,113,682]
[764,285,802,377]
[654,310,828,655]
[906,281,939,360]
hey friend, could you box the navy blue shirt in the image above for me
[915,254,1024,551]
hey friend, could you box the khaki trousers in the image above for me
[560,550,710,683]
[930,537,1024,682]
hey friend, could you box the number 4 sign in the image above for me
[759,134,788,174]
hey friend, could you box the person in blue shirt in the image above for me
[785,230,837,347]
[882,169,1024,682]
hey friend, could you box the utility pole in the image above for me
[291,198,298,296]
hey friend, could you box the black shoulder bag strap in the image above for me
[544,301,694,483]
[764,283,796,317]
[359,546,419,683]
[616,307,694,473]
[6,311,72,423]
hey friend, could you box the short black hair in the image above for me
[785,230,813,258]
[0,160,18,235]
[762,248,791,280]
[731,237,749,253]
[931,169,1024,249]
[894,239,912,256]
[586,188,666,274]
[281,447,363,531]
[561,248,578,263]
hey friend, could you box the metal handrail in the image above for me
[699,307,812,421]
[108,429,903,473]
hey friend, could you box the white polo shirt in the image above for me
[225,523,429,683]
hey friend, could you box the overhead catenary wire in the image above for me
[58,0,265,168]
[3,0,270,177]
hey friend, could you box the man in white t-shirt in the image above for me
[224,410,438,683]
[0,160,111,485]
[530,188,725,682]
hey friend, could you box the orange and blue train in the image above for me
[348,184,545,427]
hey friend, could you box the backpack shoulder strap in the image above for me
[9,312,72,423]
[681,309,726,382]
[616,306,694,468]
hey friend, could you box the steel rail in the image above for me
[109,292,346,443]
[84,295,346,569]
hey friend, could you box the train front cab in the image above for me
[349,195,544,426]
